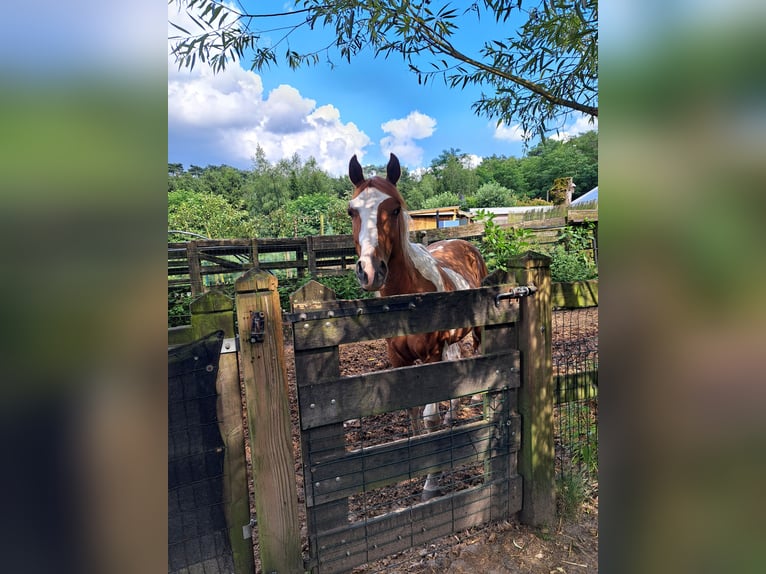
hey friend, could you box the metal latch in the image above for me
[249,311,265,343]
[494,284,538,305]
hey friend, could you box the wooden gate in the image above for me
[288,253,554,573]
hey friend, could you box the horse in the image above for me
[347,153,488,499]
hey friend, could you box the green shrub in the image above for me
[474,210,535,272]
[549,245,598,282]
[548,221,598,281]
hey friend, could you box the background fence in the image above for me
[168,211,598,327]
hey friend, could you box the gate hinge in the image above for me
[220,337,237,354]
[249,311,265,343]
[242,517,257,539]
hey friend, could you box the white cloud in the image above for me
[379,111,437,167]
[493,122,529,142]
[550,114,599,141]
[463,154,483,169]
[168,3,370,176]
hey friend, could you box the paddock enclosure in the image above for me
[168,252,598,573]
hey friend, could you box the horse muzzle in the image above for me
[355,258,387,291]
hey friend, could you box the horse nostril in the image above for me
[356,261,367,285]
[380,260,387,275]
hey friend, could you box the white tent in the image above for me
[571,186,598,206]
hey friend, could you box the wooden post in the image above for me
[508,251,555,527]
[234,270,303,573]
[296,240,306,278]
[186,241,203,297]
[190,291,255,574]
[307,236,318,277]
[250,238,259,270]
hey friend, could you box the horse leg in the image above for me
[442,342,463,426]
[410,406,424,435]
[421,404,444,501]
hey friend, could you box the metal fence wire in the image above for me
[552,307,599,480]
[168,330,236,574]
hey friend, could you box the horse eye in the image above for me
[347,207,355,217]
[392,207,401,216]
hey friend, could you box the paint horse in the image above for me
[347,153,488,499]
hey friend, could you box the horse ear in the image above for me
[386,153,401,185]
[349,155,364,186]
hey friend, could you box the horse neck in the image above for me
[381,238,442,296]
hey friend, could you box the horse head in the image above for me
[348,153,406,291]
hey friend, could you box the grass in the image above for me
[556,472,590,520]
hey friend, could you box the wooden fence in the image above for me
[168,252,566,573]
[168,212,598,296]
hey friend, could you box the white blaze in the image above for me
[349,188,389,259]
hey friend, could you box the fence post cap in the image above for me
[508,250,551,268]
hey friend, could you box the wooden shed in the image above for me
[407,206,475,231]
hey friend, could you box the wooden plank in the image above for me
[257,259,309,271]
[313,478,521,574]
[566,209,598,223]
[517,217,567,229]
[307,236,318,276]
[190,291,254,574]
[555,369,598,404]
[289,285,521,350]
[299,351,520,429]
[186,241,203,296]
[551,280,598,308]
[234,270,303,573]
[168,325,194,347]
[198,252,252,270]
[308,416,521,506]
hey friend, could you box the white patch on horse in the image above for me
[442,266,471,291]
[349,188,389,258]
[406,242,446,291]
[442,342,462,361]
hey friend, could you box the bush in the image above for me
[548,221,598,282]
[548,245,598,282]
[473,210,535,272]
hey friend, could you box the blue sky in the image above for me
[168,1,597,176]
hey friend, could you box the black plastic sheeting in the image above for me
[168,331,235,574]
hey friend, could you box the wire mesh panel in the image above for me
[168,331,236,574]
[552,307,598,480]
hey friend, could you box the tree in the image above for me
[518,133,596,199]
[430,149,479,200]
[169,0,597,137]
[469,181,517,208]
[475,155,526,194]
[168,162,184,176]
[168,189,256,238]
